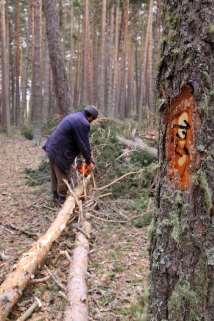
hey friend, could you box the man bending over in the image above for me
[43,106,98,205]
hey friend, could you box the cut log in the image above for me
[117,135,157,159]
[64,215,91,321]
[0,177,91,321]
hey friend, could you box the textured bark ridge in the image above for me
[148,1,214,321]
[166,85,200,190]
[43,0,71,116]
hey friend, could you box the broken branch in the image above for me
[95,170,142,191]
[16,297,42,321]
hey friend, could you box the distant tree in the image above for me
[119,0,129,118]
[0,0,10,134]
[139,0,154,121]
[31,0,42,142]
[43,0,71,117]
[112,0,120,117]
[15,0,21,126]
[148,1,214,320]
[98,0,106,114]
[21,1,34,123]
[82,0,93,105]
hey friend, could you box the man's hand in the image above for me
[90,162,96,170]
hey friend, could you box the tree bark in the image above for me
[112,1,120,117]
[21,2,33,123]
[106,4,115,117]
[15,0,21,126]
[42,30,50,123]
[0,177,91,321]
[82,0,93,105]
[148,1,214,321]
[64,217,91,321]
[139,0,154,121]
[31,0,43,143]
[98,0,107,114]
[43,0,71,117]
[0,0,10,134]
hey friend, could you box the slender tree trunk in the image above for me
[0,0,10,134]
[69,0,75,109]
[139,0,154,121]
[112,1,120,117]
[106,4,115,116]
[148,1,214,321]
[82,0,90,105]
[42,32,50,123]
[43,0,71,117]
[127,43,134,117]
[82,0,93,105]
[119,0,129,118]
[31,0,42,143]
[15,0,21,126]
[21,2,33,123]
[98,0,107,114]
[8,19,15,126]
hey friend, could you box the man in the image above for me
[43,105,98,205]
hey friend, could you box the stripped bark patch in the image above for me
[165,85,200,190]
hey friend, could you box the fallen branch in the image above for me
[89,212,127,224]
[64,217,91,321]
[31,275,50,284]
[95,170,141,191]
[96,192,112,199]
[45,266,66,291]
[16,297,42,321]
[117,135,157,159]
[0,176,91,321]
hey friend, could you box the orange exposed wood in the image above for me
[165,85,200,190]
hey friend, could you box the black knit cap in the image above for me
[84,105,99,119]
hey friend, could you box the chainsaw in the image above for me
[76,161,94,177]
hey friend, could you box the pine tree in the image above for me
[0,0,10,134]
[148,1,214,320]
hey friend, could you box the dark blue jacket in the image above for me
[43,111,92,173]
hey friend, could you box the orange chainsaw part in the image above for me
[76,163,93,177]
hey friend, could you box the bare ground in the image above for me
[0,134,149,321]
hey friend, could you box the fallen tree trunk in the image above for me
[117,135,157,159]
[64,216,91,321]
[0,177,91,321]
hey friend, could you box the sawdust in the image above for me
[0,134,149,321]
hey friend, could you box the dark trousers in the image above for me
[50,160,78,198]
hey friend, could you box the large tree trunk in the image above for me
[64,217,91,321]
[0,177,91,321]
[0,0,10,134]
[43,0,71,117]
[148,1,214,321]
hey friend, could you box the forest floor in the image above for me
[0,133,150,321]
